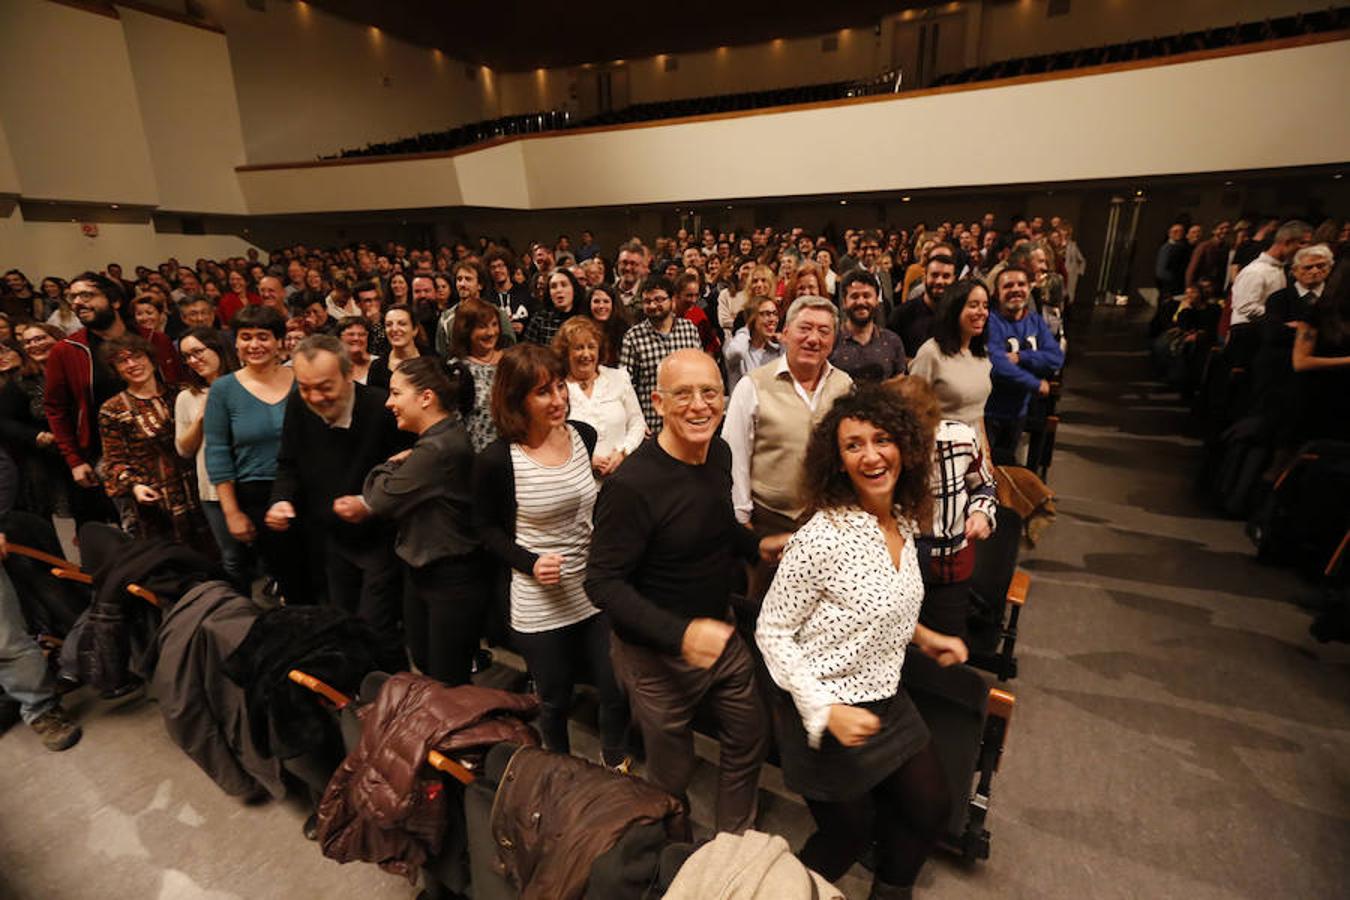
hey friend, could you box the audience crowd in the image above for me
[2,205,1344,892]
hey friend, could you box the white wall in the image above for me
[117,6,248,214]
[236,38,1350,215]
[0,207,261,280]
[0,0,159,206]
[193,0,498,163]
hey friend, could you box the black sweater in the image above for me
[471,421,597,575]
[584,437,760,654]
[270,383,409,545]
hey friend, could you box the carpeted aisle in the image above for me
[0,306,1345,900]
[916,305,1350,900]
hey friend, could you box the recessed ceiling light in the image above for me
[901,196,911,202]
[840,199,848,205]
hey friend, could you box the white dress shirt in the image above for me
[724,356,849,524]
[1229,252,1287,325]
[566,366,646,459]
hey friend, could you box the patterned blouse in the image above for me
[98,388,209,548]
[757,506,924,748]
[463,357,499,453]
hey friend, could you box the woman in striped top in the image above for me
[472,344,631,768]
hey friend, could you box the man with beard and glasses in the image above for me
[44,272,181,525]
[890,253,958,359]
[830,271,907,383]
[619,275,703,434]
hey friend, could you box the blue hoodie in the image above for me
[985,309,1063,421]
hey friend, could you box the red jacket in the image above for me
[44,327,183,469]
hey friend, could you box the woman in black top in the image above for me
[523,268,588,347]
[363,356,485,685]
[0,336,67,520]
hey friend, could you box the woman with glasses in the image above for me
[723,297,783,395]
[175,327,241,570]
[96,335,210,548]
[473,343,630,769]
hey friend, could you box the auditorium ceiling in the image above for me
[306,0,941,70]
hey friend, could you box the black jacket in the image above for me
[64,532,220,692]
[271,383,409,546]
[222,605,406,760]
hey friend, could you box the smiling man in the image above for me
[44,272,181,524]
[266,335,407,632]
[587,348,788,834]
[985,265,1064,465]
[725,294,853,613]
[619,275,703,433]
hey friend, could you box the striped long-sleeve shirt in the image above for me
[921,419,998,583]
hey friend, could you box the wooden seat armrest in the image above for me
[287,669,351,709]
[51,567,93,584]
[1325,528,1350,579]
[48,567,161,607]
[1007,570,1030,607]
[127,584,161,607]
[427,750,476,785]
[987,688,1015,723]
[6,542,80,571]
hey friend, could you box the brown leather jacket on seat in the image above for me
[995,464,1057,546]
[491,745,687,899]
[316,673,539,880]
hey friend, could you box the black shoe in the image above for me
[303,813,319,841]
[100,677,144,700]
[471,648,494,675]
[0,698,20,735]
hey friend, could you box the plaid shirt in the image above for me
[619,317,702,432]
[920,419,998,583]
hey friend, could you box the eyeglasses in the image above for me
[65,290,102,303]
[657,386,723,408]
[182,348,211,361]
[21,336,52,346]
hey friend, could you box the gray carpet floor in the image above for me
[0,307,1346,899]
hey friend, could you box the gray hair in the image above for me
[293,333,352,376]
[1275,220,1313,244]
[784,294,838,327]
[1292,243,1334,266]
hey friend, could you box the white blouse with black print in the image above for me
[756,505,925,749]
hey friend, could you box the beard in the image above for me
[847,306,873,327]
[83,305,119,330]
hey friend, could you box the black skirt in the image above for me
[771,685,930,802]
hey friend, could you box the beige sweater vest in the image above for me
[748,363,853,521]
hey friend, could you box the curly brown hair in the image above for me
[799,383,935,524]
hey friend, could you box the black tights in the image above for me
[799,741,950,887]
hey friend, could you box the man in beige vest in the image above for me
[724,295,854,616]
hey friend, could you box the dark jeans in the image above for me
[985,415,1025,467]
[326,535,401,643]
[611,630,767,834]
[513,613,629,763]
[404,552,490,687]
[70,480,117,530]
[233,480,311,605]
[799,741,950,888]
